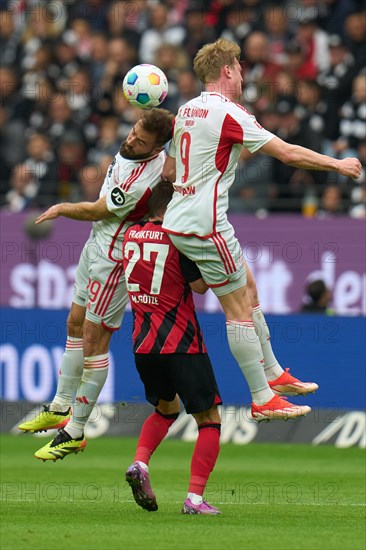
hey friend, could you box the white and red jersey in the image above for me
[162,92,274,238]
[92,150,165,261]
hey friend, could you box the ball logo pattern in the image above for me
[123,64,169,109]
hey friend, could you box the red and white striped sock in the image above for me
[66,354,109,439]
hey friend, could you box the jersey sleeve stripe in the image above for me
[123,162,148,192]
[215,113,244,173]
[120,167,138,190]
[122,166,140,190]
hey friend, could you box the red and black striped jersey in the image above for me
[123,220,206,354]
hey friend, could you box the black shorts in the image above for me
[134,353,222,415]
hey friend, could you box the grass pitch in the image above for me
[0,434,365,550]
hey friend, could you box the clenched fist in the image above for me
[338,158,362,179]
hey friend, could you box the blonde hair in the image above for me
[193,38,241,84]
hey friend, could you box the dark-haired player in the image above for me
[123,181,222,515]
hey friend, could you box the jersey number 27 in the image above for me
[124,242,169,295]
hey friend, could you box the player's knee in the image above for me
[193,405,221,425]
[226,302,253,322]
[156,396,180,417]
[207,407,221,425]
[83,321,101,345]
[155,408,179,426]
[67,313,83,338]
[83,321,111,355]
[67,320,83,339]
[219,285,253,320]
[248,283,259,307]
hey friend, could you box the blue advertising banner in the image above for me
[1,309,365,410]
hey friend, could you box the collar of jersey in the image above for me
[119,152,161,163]
[201,91,230,102]
[138,220,163,227]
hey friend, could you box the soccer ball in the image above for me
[123,64,169,109]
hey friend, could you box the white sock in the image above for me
[137,461,149,473]
[63,424,84,440]
[252,305,284,381]
[66,354,109,437]
[226,321,274,405]
[51,337,84,411]
[187,492,203,505]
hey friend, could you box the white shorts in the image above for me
[73,233,128,331]
[168,223,246,297]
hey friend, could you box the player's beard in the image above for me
[120,140,154,160]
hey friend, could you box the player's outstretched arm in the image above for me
[261,136,362,179]
[35,196,114,224]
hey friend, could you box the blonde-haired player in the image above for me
[162,38,361,420]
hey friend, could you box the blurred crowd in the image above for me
[1,0,365,217]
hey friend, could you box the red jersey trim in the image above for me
[212,173,223,236]
[125,187,152,222]
[94,264,120,314]
[212,113,244,235]
[94,264,124,316]
[163,227,214,240]
[234,102,250,114]
[108,159,155,262]
[208,279,230,288]
[98,264,124,317]
[214,394,223,405]
[119,166,137,189]
[108,221,125,263]
[101,321,120,332]
[204,92,230,102]
[123,162,148,192]
[212,233,236,274]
